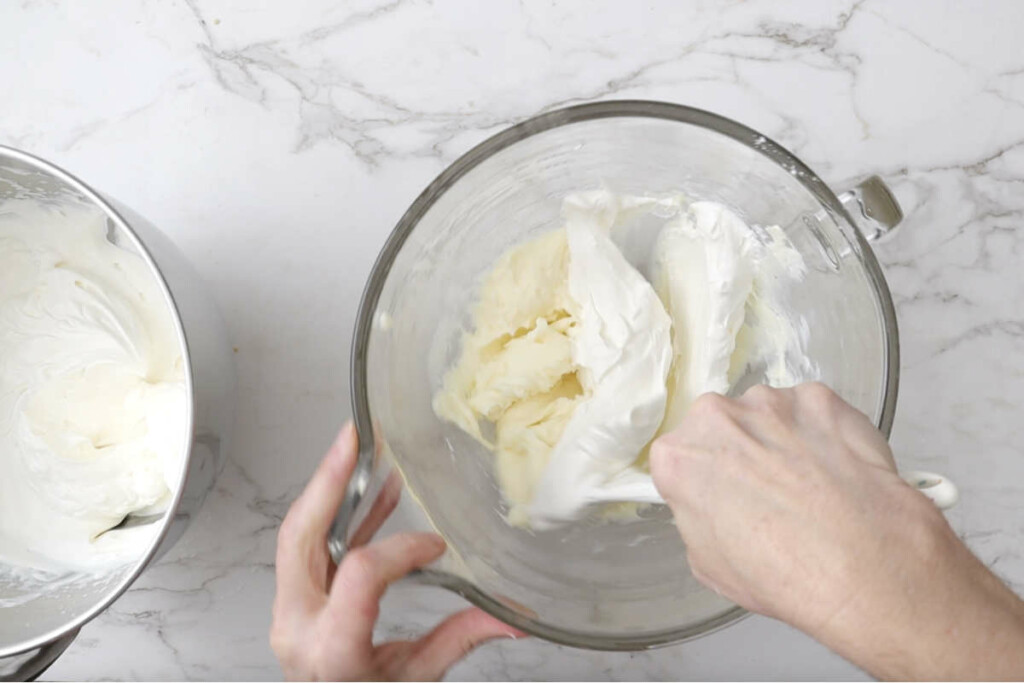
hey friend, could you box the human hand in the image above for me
[271,423,522,681]
[650,383,1024,680]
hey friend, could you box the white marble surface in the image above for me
[2,0,1023,679]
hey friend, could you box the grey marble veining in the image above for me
[0,0,1021,679]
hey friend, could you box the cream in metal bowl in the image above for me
[0,147,234,680]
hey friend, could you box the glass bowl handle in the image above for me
[838,175,904,242]
[837,175,959,511]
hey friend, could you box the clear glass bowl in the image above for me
[334,101,899,649]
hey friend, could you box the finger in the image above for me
[287,422,359,548]
[276,423,358,601]
[348,471,402,548]
[405,608,526,680]
[373,641,416,678]
[327,532,446,644]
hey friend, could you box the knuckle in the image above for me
[691,392,731,419]
[339,546,378,588]
[798,382,846,420]
[744,383,776,401]
[742,385,796,424]
[801,381,839,405]
[460,636,478,657]
[744,383,784,409]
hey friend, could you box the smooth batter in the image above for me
[0,200,187,572]
[434,191,812,528]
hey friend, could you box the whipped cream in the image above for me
[654,201,811,430]
[434,191,813,528]
[526,191,673,528]
[0,200,187,572]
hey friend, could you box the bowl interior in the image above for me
[0,152,188,656]
[360,106,893,644]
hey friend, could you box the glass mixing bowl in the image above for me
[332,101,901,649]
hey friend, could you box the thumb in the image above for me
[406,608,525,680]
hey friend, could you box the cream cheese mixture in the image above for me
[0,200,187,572]
[434,190,813,529]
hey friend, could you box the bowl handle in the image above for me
[838,175,904,242]
[902,470,960,509]
[837,177,959,510]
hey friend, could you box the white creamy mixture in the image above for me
[434,190,812,528]
[0,200,187,572]
[527,192,673,528]
[653,201,808,433]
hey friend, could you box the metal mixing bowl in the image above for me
[0,146,235,680]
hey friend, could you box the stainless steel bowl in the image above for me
[0,146,235,680]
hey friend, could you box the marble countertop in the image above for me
[3,0,1023,679]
